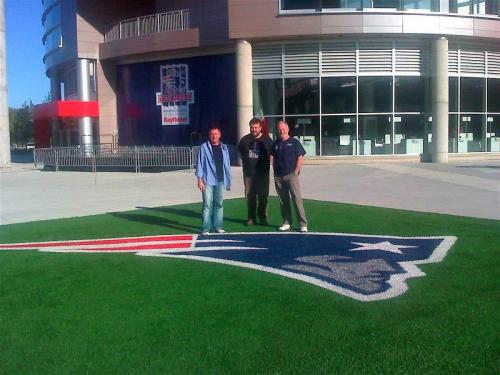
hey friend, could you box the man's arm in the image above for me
[294,155,304,175]
[197,177,205,192]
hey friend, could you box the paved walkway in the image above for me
[0,159,499,225]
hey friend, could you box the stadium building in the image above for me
[34,0,500,160]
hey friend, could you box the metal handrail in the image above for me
[33,145,238,172]
[104,9,190,42]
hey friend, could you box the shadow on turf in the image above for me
[110,210,200,233]
[136,206,250,226]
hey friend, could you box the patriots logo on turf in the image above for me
[0,232,456,302]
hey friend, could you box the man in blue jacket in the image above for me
[195,127,232,235]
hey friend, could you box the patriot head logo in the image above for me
[0,232,456,302]
[155,64,195,126]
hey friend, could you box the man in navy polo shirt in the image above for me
[271,121,308,232]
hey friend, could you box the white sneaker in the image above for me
[215,229,226,234]
[299,226,308,233]
[201,231,209,235]
[278,224,291,231]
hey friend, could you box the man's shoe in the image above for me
[299,226,308,233]
[259,218,269,226]
[215,228,226,234]
[245,219,254,226]
[278,224,291,231]
[201,231,209,235]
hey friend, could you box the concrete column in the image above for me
[0,0,10,168]
[431,37,449,163]
[236,40,253,143]
[77,59,93,148]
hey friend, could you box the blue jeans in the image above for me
[202,182,224,232]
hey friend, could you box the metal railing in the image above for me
[34,145,238,172]
[105,9,190,42]
[34,145,198,172]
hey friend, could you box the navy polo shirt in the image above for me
[272,137,306,177]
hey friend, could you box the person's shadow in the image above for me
[110,206,200,233]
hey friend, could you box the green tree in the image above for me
[9,101,34,147]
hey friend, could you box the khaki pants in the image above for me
[243,174,270,223]
[274,172,308,228]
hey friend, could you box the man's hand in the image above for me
[197,178,205,193]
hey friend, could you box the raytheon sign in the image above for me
[156,64,195,126]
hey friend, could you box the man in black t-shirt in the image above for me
[238,117,274,225]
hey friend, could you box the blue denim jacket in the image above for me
[195,141,232,189]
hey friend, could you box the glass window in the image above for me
[394,115,425,154]
[322,116,356,155]
[285,78,319,115]
[395,76,424,112]
[281,0,320,10]
[43,26,62,55]
[253,79,283,116]
[473,0,486,14]
[459,114,486,152]
[402,0,438,11]
[450,0,472,14]
[322,76,356,114]
[359,77,393,113]
[285,116,320,156]
[369,0,400,8]
[43,3,61,30]
[449,77,458,112]
[460,77,486,113]
[322,0,363,8]
[487,78,500,113]
[485,0,500,15]
[449,114,458,153]
[359,115,393,155]
[487,115,500,152]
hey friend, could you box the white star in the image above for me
[349,241,417,254]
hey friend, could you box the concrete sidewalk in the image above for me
[0,159,499,225]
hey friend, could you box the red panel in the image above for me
[33,101,99,120]
[34,119,51,148]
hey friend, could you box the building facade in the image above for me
[35,0,500,160]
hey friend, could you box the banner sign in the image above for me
[156,64,195,126]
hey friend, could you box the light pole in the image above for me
[0,0,10,168]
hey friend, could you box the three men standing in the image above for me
[196,120,308,234]
[238,118,274,226]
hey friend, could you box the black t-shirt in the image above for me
[211,144,224,182]
[271,137,306,177]
[238,134,273,177]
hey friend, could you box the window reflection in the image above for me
[459,114,485,152]
[322,76,356,114]
[285,116,321,155]
[322,116,356,155]
[253,79,283,116]
[359,76,392,113]
[394,115,425,154]
[460,77,486,112]
[487,79,500,112]
[281,0,321,10]
[487,115,500,152]
[359,115,393,155]
[449,77,458,113]
[449,115,458,153]
[395,76,425,112]
[285,78,319,115]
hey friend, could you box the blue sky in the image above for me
[5,0,49,108]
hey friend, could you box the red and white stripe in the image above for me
[0,234,197,253]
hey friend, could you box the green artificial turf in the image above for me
[0,198,498,374]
